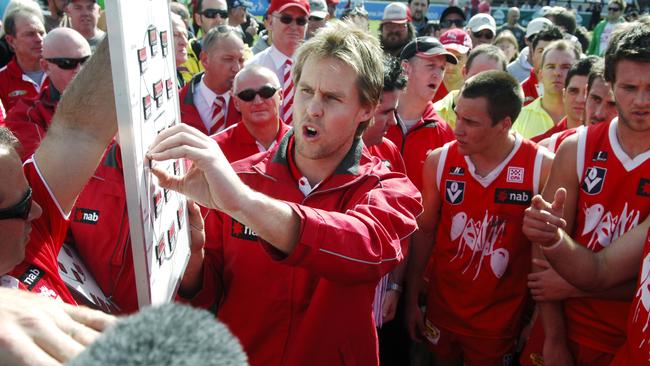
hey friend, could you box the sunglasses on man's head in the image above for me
[0,188,32,220]
[202,8,229,19]
[273,14,308,26]
[236,85,279,102]
[440,19,466,28]
[472,31,494,40]
[45,56,90,70]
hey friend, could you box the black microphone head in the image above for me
[69,303,248,366]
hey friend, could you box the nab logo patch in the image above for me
[592,151,608,162]
[582,167,606,195]
[445,180,465,205]
[449,166,465,176]
[637,178,650,197]
[495,188,532,205]
[19,265,44,290]
[74,208,100,224]
[507,167,525,183]
[231,218,257,241]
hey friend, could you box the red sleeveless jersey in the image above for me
[566,118,650,353]
[426,135,544,338]
[611,226,650,365]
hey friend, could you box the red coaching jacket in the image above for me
[185,131,423,366]
[179,73,240,135]
[0,58,46,112]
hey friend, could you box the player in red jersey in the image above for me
[526,20,650,366]
[405,70,553,365]
[523,190,650,366]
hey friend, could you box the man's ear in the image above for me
[5,35,15,51]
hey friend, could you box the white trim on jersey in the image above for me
[23,157,70,219]
[436,142,452,190]
[464,133,523,188]
[576,124,587,181]
[608,118,650,172]
[533,146,546,195]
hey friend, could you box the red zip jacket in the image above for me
[385,102,455,191]
[212,120,291,163]
[1,85,59,161]
[186,131,422,366]
[521,69,538,106]
[179,73,240,135]
[0,58,46,111]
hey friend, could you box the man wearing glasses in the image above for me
[466,13,496,47]
[438,6,467,34]
[189,0,230,60]
[2,28,91,160]
[587,0,626,56]
[0,6,47,112]
[247,0,310,126]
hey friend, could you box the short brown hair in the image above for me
[460,70,523,125]
[604,20,650,84]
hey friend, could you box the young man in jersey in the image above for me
[386,36,456,191]
[149,21,422,366]
[405,70,553,365]
[527,20,650,366]
[523,191,650,366]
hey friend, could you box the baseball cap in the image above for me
[525,17,553,38]
[400,37,458,64]
[309,0,328,19]
[227,0,253,9]
[440,6,466,21]
[440,29,472,54]
[467,13,496,34]
[268,0,310,15]
[382,2,411,24]
[66,0,96,3]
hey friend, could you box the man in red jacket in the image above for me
[179,25,243,135]
[0,6,47,111]
[149,21,423,366]
[2,28,91,160]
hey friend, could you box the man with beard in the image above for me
[409,0,430,36]
[379,2,415,58]
[64,0,104,52]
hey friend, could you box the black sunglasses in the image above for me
[0,188,32,220]
[45,56,90,70]
[202,8,229,19]
[472,31,494,40]
[273,14,308,26]
[236,85,279,101]
[608,6,621,11]
[440,19,466,28]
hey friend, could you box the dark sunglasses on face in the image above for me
[308,16,324,21]
[236,85,279,101]
[202,8,229,19]
[440,19,466,28]
[45,56,90,70]
[273,14,308,26]
[472,31,494,40]
[608,6,621,11]
[0,188,32,220]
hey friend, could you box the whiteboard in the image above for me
[105,0,191,307]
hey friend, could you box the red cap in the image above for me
[439,29,473,54]
[268,0,310,15]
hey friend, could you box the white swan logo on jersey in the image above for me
[582,167,606,195]
[581,202,641,249]
[632,250,650,348]
[445,180,465,205]
[449,211,510,280]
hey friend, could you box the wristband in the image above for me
[387,282,403,293]
[542,230,564,251]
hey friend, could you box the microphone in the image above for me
[69,303,248,366]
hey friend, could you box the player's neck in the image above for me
[468,133,516,177]
[567,116,582,129]
[616,119,650,159]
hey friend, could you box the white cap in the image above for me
[525,17,553,38]
[309,0,328,18]
[382,2,410,24]
[467,13,496,34]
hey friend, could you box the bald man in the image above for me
[1,28,91,161]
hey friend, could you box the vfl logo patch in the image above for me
[231,218,257,241]
[449,166,465,176]
[507,167,524,183]
[495,188,532,205]
[592,151,608,162]
[582,167,606,195]
[19,265,44,290]
[445,180,465,205]
[637,178,650,198]
[74,208,99,224]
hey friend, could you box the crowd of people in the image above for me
[0,0,649,365]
